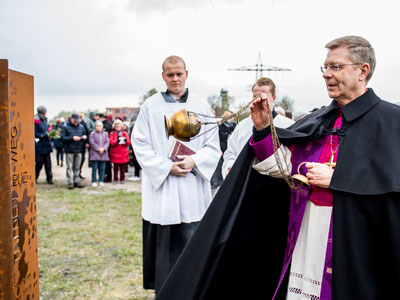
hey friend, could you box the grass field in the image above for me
[36,184,155,300]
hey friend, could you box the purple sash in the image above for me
[273,138,333,299]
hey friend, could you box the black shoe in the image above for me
[60,161,63,167]
[47,180,54,185]
[68,184,74,189]
[74,182,85,188]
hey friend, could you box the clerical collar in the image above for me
[340,88,380,122]
[161,88,189,103]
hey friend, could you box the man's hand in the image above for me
[169,155,195,177]
[176,155,195,169]
[305,162,334,189]
[99,148,104,154]
[81,135,87,140]
[250,93,274,130]
[73,136,81,141]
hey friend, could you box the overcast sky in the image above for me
[1,0,399,118]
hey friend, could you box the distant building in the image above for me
[106,107,139,122]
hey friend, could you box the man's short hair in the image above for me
[251,77,276,96]
[285,110,293,119]
[162,56,186,71]
[325,35,376,82]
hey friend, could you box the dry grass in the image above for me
[36,183,155,300]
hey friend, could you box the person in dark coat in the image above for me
[86,112,98,134]
[89,120,109,186]
[156,36,400,300]
[78,114,89,179]
[34,105,53,184]
[127,113,142,181]
[210,111,236,188]
[53,118,65,167]
[61,114,87,189]
[86,112,99,168]
[99,113,113,133]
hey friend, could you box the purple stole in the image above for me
[272,138,333,300]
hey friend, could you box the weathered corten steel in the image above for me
[0,59,39,300]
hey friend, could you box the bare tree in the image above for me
[139,88,158,106]
[275,95,295,111]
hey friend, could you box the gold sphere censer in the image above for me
[164,109,202,142]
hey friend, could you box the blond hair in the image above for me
[162,56,186,71]
[325,35,376,82]
[251,77,276,96]
[222,111,232,118]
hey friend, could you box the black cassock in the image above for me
[156,89,400,300]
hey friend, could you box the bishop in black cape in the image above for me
[156,89,400,300]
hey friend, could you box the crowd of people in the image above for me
[35,109,142,189]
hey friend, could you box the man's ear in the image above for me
[359,63,370,81]
[162,72,166,82]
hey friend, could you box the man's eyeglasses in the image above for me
[320,63,362,73]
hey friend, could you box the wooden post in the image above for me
[0,59,39,300]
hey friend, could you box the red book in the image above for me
[169,140,196,162]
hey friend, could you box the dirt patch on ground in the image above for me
[37,152,142,193]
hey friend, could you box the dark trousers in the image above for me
[79,148,86,174]
[104,161,112,182]
[142,219,199,294]
[210,157,224,188]
[113,163,126,182]
[55,147,64,164]
[132,152,141,177]
[35,153,53,181]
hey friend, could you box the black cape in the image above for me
[156,89,400,300]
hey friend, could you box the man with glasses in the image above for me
[156,36,400,300]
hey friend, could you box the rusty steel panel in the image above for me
[0,59,39,300]
[0,60,14,300]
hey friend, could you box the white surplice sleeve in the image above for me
[131,103,173,190]
[221,128,242,179]
[252,145,293,178]
[222,117,253,179]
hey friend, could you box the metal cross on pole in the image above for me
[228,51,291,80]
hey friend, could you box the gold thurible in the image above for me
[164,109,202,142]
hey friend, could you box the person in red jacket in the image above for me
[109,119,131,184]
